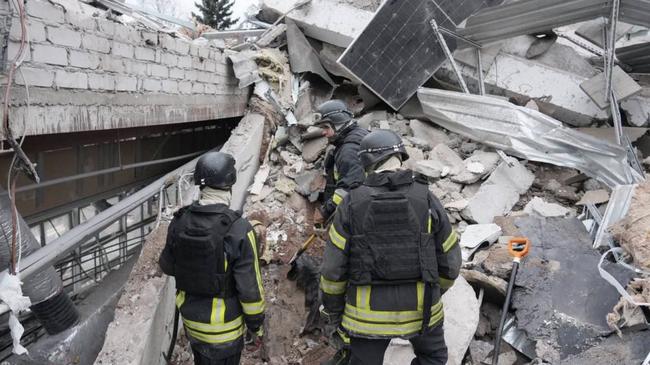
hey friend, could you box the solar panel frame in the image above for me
[338,0,502,110]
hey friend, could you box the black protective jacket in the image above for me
[159,203,265,347]
[322,126,369,219]
[320,170,461,339]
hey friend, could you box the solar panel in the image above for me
[338,0,502,110]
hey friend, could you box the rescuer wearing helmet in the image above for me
[159,151,265,365]
[313,99,369,223]
[319,130,461,365]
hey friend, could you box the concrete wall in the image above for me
[1,0,249,136]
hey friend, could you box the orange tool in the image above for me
[492,237,531,365]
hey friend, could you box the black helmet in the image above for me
[358,130,409,170]
[194,151,236,189]
[316,99,353,128]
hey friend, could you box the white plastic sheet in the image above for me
[0,272,32,355]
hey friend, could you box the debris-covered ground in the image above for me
[177,0,650,363]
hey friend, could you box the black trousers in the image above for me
[348,324,447,365]
[191,348,241,365]
[189,338,243,365]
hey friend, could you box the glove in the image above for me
[320,306,343,339]
[245,326,263,350]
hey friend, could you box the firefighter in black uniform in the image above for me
[159,151,265,365]
[313,100,369,223]
[320,130,461,365]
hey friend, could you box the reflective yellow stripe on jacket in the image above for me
[321,275,347,295]
[342,301,444,337]
[328,224,347,250]
[175,292,245,344]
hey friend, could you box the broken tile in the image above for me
[523,197,573,218]
[460,224,502,249]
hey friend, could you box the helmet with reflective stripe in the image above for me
[316,99,353,128]
[194,151,237,189]
[358,130,409,170]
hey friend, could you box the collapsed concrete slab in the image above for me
[463,157,534,224]
[261,0,373,48]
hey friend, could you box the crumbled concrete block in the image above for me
[82,34,111,53]
[444,199,469,212]
[32,44,67,66]
[403,146,424,170]
[169,68,184,79]
[464,158,534,224]
[179,81,192,94]
[302,136,328,163]
[135,47,155,61]
[524,197,572,217]
[161,53,178,67]
[10,19,46,42]
[192,83,205,94]
[436,179,463,194]
[415,160,446,179]
[409,119,450,149]
[142,79,162,92]
[147,64,168,78]
[101,56,125,73]
[178,55,192,69]
[88,73,115,90]
[69,50,100,69]
[115,76,137,91]
[358,110,388,129]
[161,80,179,94]
[14,66,54,87]
[576,189,610,206]
[47,26,82,47]
[26,0,64,23]
[160,34,175,50]
[55,70,88,89]
[621,94,650,127]
[112,42,134,58]
[431,144,464,175]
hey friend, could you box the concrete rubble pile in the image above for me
[29,0,641,363]
[232,0,650,364]
[30,0,646,363]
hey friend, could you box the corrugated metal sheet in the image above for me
[617,42,650,73]
[417,87,643,187]
[459,0,650,45]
